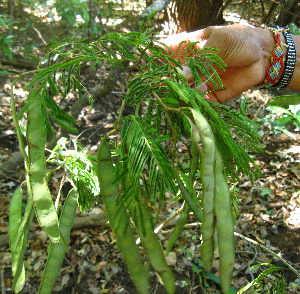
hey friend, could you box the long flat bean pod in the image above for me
[128,190,175,294]
[9,186,26,293]
[124,119,175,293]
[12,211,33,293]
[97,140,149,294]
[11,171,34,293]
[38,188,78,294]
[27,88,59,243]
[191,108,216,272]
[9,186,23,253]
[214,148,235,294]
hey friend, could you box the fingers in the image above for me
[176,65,193,80]
[157,27,217,58]
[158,31,193,54]
[144,26,221,66]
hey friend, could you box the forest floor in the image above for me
[0,3,300,294]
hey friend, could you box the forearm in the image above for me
[287,34,300,92]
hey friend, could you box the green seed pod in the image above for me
[27,88,60,244]
[9,186,26,293]
[175,172,203,222]
[190,122,200,181]
[191,108,216,272]
[9,186,23,249]
[97,140,150,294]
[214,148,235,294]
[128,192,175,294]
[123,119,174,293]
[38,189,78,294]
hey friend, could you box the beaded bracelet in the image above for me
[256,27,286,88]
[273,25,296,88]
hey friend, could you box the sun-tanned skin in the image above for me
[160,24,300,103]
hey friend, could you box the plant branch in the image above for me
[118,98,128,129]
[154,201,185,234]
[138,0,172,22]
[151,90,183,156]
[10,78,29,168]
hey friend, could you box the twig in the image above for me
[32,26,47,46]
[118,97,128,130]
[159,222,201,234]
[154,202,185,234]
[1,265,6,294]
[10,78,29,168]
[138,0,172,21]
[151,90,182,155]
[234,231,300,279]
[136,202,185,245]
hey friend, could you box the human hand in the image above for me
[160,24,281,103]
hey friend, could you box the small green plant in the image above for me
[0,34,14,60]
[238,263,286,294]
[53,0,110,37]
[288,23,300,35]
[265,104,300,138]
[54,0,90,27]
[0,14,18,60]
[47,137,100,212]
[181,247,237,293]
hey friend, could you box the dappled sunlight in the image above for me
[224,11,255,27]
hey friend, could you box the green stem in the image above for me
[151,91,182,159]
[12,174,33,253]
[10,77,29,168]
[118,98,127,127]
[151,91,182,114]
[175,172,203,222]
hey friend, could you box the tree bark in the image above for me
[164,0,225,34]
[262,1,279,25]
[276,0,300,27]
[139,0,172,22]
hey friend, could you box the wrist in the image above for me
[264,31,288,79]
[256,27,288,87]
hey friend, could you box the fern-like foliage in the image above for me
[17,12,263,218]
[48,137,99,212]
[120,116,177,203]
[238,263,286,294]
[122,36,263,181]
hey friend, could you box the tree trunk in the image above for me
[164,0,225,34]
[146,0,153,6]
[276,0,300,27]
[262,1,279,25]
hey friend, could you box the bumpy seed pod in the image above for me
[38,189,78,294]
[27,88,60,244]
[97,140,150,294]
[214,148,235,294]
[191,108,216,272]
